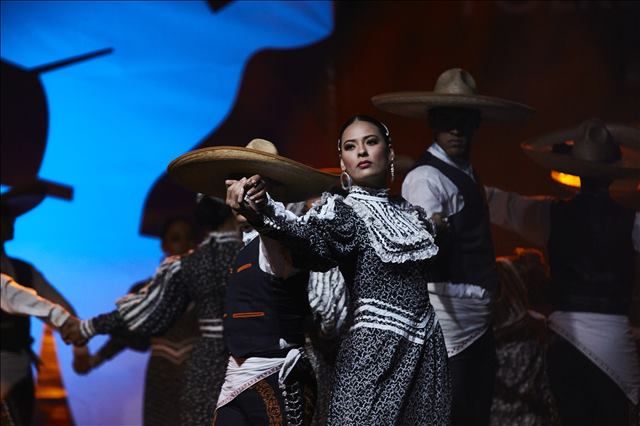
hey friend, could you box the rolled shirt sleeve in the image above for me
[1,273,70,328]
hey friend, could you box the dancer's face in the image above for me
[339,121,393,188]
[161,220,195,256]
[430,108,480,162]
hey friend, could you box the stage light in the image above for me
[550,170,580,188]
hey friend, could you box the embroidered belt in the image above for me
[350,298,436,345]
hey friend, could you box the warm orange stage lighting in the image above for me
[550,170,581,188]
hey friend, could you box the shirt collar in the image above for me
[242,229,259,246]
[428,143,474,176]
[349,185,390,200]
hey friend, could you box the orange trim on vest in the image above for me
[231,311,265,319]
[236,263,253,273]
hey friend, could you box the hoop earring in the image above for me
[390,161,395,182]
[340,171,352,191]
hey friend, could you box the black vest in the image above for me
[223,238,310,358]
[412,151,498,293]
[1,258,35,352]
[549,194,635,314]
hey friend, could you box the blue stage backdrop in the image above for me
[1,1,333,424]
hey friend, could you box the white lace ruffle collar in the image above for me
[344,186,438,264]
[263,188,438,264]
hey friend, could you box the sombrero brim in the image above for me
[522,124,640,180]
[1,193,46,217]
[168,146,339,203]
[0,180,67,217]
[372,92,535,121]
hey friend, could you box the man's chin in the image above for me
[445,145,469,159]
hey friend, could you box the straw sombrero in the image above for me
[522,119,640,180]
[168,139,339,203]
[372,68,534,121]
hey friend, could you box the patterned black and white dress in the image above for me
[84,231,243,426]
[255,186,451,425]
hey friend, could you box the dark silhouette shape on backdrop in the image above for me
[1,48,112,197]
[141,40,334,236]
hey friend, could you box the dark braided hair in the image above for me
[337,115,392,153]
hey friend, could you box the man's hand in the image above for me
[225,177,248,211]
[226,174,268,221]
[244,174,268,211]
[430,212,450,234]
[61,316,88,346]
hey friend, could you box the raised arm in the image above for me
[72,257,190,344]
[484,186,553,247]
[67,233,243,346]
[228,175,359,272]
[256,195,358,272]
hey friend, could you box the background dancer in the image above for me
[169,139,335,426]
[486,119,640,425]
[373,68,534,425]
[63,195,242,426]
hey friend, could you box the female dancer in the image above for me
[227,115,451,425]
[65,196,243,426]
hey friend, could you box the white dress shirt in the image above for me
[0,255,73,400]
[402,143,492,357]
[1,273,70,328]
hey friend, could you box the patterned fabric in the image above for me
[143,305,199,426]
[307,268,347,338]
[253,379,283,425]
[490,339,559,426]
[215,370,315,426]
[305,340,336,426]
[89,231,243,426]
[255,187,450,425]
[343,186,438,263]
[351,298,437,345]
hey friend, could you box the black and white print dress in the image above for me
[255,186,451,425]
[85,231,243,426]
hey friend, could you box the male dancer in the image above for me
[1,183,88,425]
[198,140,335,425]
[486,119,640,425]
[373,68,534,425]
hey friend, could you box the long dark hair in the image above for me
[337,115,392,152]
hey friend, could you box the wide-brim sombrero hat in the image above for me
[0,180,68,217]
[168,139,339,203]
[372,68,534,121]
[522,119,640,180]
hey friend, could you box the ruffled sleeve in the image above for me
[87,256,191,337]
[307,267,348,338]
[252,193,360,272]
[86,233,242,338]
